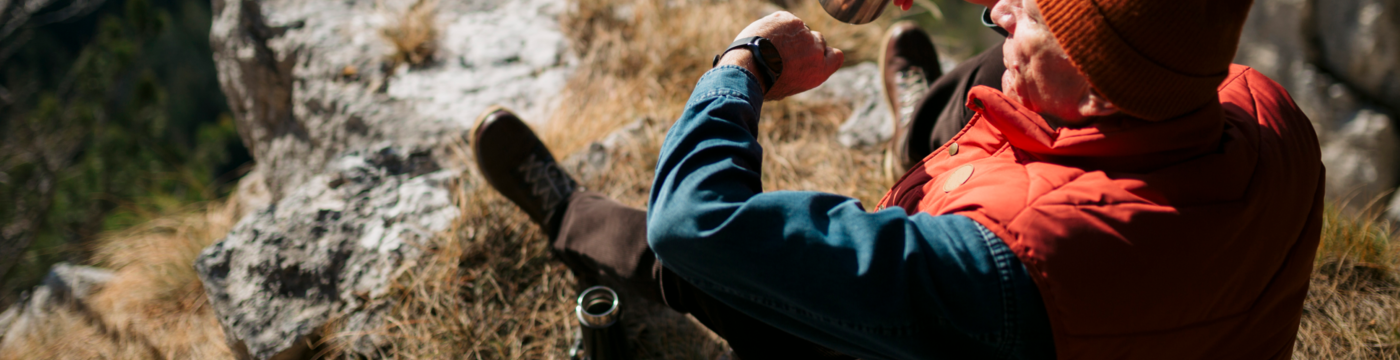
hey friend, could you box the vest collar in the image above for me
[965,86,1225,172]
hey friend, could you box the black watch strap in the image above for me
[712,36,783,91]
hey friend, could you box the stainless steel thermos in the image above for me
[570,286,628,360]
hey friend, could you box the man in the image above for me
[473,0,1323,358]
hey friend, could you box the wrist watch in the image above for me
[712,36,784,91]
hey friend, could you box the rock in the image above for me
[205,0,575,357]
[211,0,573,202]
[1235,0,1312,99]
[39,263,115,302]
[1236,0,1400,210]
[1313,0,1400,112]
[796,62,892,150]
[562,117,663,183]
[234,168,274,218]
[0,263,115,346]
[1321,108,1400,205]
[196,146,462,360]
[1239,0,1400,121]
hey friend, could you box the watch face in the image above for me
[756,38,784,76]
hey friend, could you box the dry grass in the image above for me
[1296,205,1400,359]
[344,166,730,359]
[382,0,439,69]
[540,0,896,206]
[0,306,163,359]
[345,178,579,358]
[541,0,890,159]
[0,200,241,360]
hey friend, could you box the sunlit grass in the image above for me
[1296,205,1400,358]
[0,200,241,360]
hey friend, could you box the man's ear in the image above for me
[1079,91,1117,118]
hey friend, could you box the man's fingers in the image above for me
[813,30,841,71]
[827,47,845,72]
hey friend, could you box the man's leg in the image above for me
[473,108,852,359]
[893,40,1006,172]
[880,22,943,181]
[555,192,854,359]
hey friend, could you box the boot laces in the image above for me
[894,66,929,129]
[518,151,576,213]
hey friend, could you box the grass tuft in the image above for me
[382,0,439,69]
[1295,205,1400,359]
[0,200,241,360]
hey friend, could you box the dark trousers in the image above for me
[553,42,1005,359]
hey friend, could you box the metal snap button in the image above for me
[947,142,960,156]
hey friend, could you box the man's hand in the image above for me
[717,11,844,100]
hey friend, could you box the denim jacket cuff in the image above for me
[691,65,766,115]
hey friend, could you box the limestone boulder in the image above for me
[1313,0,1400,112]
[1322,108,1400,205]
[797,62,892,150]
[211,0,573,201]
[1236,0,1400,211]
[202,0,574,357]
[196,146,462,359]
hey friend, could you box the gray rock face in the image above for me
[196,146,461,359]
[1322,108,1399,203]
[0,263,115,348]
[212,0,573,202]
[1313,0,1400,112]
[1236,0,1400,211]
[797,62,892,150]
[204,0,574,357]
[563,117,661,183]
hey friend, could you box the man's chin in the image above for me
[1001,69,1016,97]
[1001,70,1034,110]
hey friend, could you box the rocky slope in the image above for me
[198,0,573,358]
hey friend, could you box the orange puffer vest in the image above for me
[877,65,1323,359]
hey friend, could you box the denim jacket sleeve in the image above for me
[647,66,1053,359]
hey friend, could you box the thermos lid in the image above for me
[576,286,620,328]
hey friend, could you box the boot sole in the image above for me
[879,21,918,185]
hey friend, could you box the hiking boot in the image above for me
[472,106,578,238]
[879,21,942,182]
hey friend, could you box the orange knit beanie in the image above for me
[1036,0,1255,120]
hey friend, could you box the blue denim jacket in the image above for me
[647,66,1055,359]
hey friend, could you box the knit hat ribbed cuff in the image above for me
[1037,0,1230,121]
